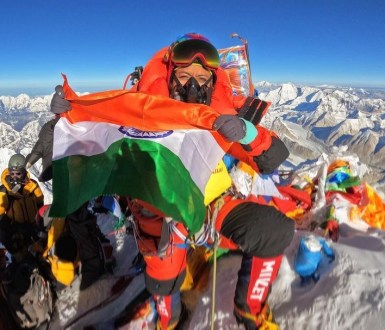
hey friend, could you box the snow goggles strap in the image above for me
[170,39,220,70]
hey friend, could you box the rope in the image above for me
[171,222,211,247]
[210,232,219,330]
[207,196,227,329]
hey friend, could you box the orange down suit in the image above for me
[127,47,291,296]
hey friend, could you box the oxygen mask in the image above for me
[171,75,213,105]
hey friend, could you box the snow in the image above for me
[183,203,385,330]
[42,204,385,330]
[37,163,385,330]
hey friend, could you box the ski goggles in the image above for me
[169,38,220,70]
[9,171,23,177]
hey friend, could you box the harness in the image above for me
[127,187,246,260]
[127,214,176,258]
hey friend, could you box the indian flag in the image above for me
[50,77,230,234]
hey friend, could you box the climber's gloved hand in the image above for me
[50,85,72,114]
[213,114,257,144]
[213,115,246,142]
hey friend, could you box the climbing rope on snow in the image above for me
[210,232,219,330]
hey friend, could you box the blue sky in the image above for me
[1,0,385,96]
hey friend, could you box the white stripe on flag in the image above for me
[54,118,225,193]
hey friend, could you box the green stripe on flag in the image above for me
[51,138,205,234]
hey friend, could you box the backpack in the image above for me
[42,203,115,290]
[47,231,80,287]
[1,257,53,329]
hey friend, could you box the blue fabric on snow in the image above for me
[294,235,335,282]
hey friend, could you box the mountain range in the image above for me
[1,82,384,195]
[256,82,385,195]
